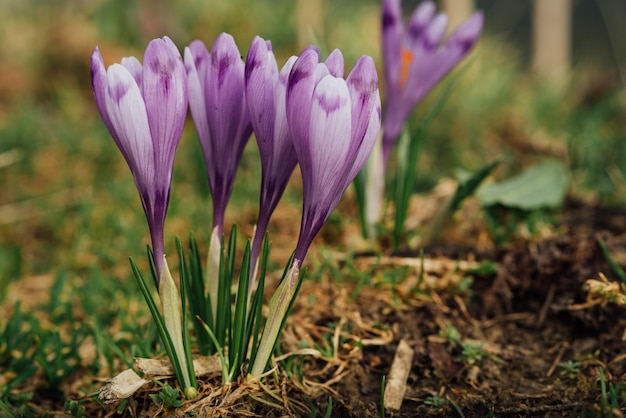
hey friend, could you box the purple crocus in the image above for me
[249,49,381,378]
[184,33,253,235]
[90,36,188,280]
[185,33,252,320]
[381,0,483,164]
[244,36,298,287]
[287,48,381,263]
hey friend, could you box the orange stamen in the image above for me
[399,48,413,88]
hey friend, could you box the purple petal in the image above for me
[381,0,403,93]
[206,33,251,164]
[446,11,484,54]
[423,13,448,50]
[345,55,381,180]
[271,56,298,172]
[287,49,322,166]
[185,40,211,150]
[301,44,321,59]
[346,55,379,156]
[275,56,298,153]
[189,33,252,229]
[324,49,344,78]
[307,75,352,213]
[405,1,436,48]
[142,37,187,183]
[347,92,381,182]
[104,64,154,189]
[402,12,480,108]
[91,47,118,142]
[245,36,279,159]
[121,56,143,90]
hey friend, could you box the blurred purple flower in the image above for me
[286,48,382,263]
[91,36,188,280]
[184,33,253,235]
[381,0,483,163]
[244,36,298,283]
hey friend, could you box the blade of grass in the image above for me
[231,240,251,377]
[188,233,213,354]
[598,238,626,285]
[392,63,471,249]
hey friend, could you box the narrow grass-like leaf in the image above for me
[230,240,251,378]
[598,238,626,285]
[380,375,386,418]
[188,233,213,354]
[421,160,499,247]
[129,257,186,392]
[0,401,20,418]
[392,126,414,249]
[176,238,197,392]
[147,246,158,290]
[198,316,231,382]
[392,67,467,249]
[215,231,232,348]
[353,168,368,238]
[599,367,608,416]
[324,398,333,418]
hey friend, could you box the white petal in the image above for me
[104,64,154,184]
[308,75,352,200]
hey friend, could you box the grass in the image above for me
[1,0,625,416]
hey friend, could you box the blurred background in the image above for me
[0,0,625,291]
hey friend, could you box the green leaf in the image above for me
[598,238,626,285]
[450,160,500,212]
[392,65,465,249]
[477,160,569,210]
[230,239,251,378]
[421,160,499,247]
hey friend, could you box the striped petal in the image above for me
[405,2,437,50]
[245,36,278,160]
[307,75,352,210]
[104,64,154,192]
[324,49,344,78]
[381,0,404,91]
[121,56,143,90]
[142,37,187,178]
[184,41,211,150]
[346,56,381,181]
[91,47,119,144]
[287,48,322,180]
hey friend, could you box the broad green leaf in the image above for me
[477,160,569,210]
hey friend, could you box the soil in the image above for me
[262,204,626,418]
[13,197,626,417]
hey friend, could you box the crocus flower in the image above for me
[185,33,252,321]
[381,0,483,164]
[185,33,252,234]
[249,49,381,378]
[91,37,196,398]
[288,49,381,262]
[90,36,188,280]
[244,36,298,289]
